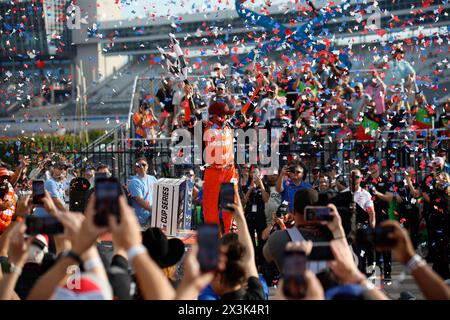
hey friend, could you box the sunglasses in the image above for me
[136,163,148,168]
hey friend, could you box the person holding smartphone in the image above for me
[241,166,269,268]
[395,167,421,249]
[275,162,312,213]
[33,161,68,218]
[367,163,394,282]
[263,188,346,291]
[206,195,264,300]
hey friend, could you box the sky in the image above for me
[121,0,305,18]
[119,0,358,19]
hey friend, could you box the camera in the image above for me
[304,206,333,222]
[286,166,295,173]
[276,202,289,218]
[356,225,397,248]
[367,184,376,195]
[0,182,9,199]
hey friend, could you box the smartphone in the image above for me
[95,172,109,180]
[32,180,45,205]
[309,242,334,261]
[218,183,235,212]
[26,216,64,235]
[372,225,397,248]
[282,250,307,299]
[304,206,333,222]
[197,224,220,273]
[94,177,122,226]
[253,168,260,180]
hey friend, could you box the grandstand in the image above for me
[2,0,449,128]
[86,0,450,115]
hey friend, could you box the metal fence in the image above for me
[1,129,448,187]
[71,133,449,186]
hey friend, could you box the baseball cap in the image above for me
[26,234,49,264]
[217,82,226,90]
[437,149,447,157]
[53,272,113,300]
[213,63,222,70]
[354,82,364,90]
[326,284,371,300]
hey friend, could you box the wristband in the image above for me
[62,250,83,266]
[359,280,375,291]
[127,244,147,263]
[405,254,426,274]
[1,260,22,275]
[83,257,103,271]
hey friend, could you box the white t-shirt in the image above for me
[260,97,283,123]
[343,187,374,212]
[384,60,415,91]
[264,186,282,225]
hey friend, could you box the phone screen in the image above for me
[218,183,235,212]
[282,250,306,299]
[197,224,220,273]
[26,216,64,235]
[309,242,334,261]
[32,180,45,205]
[94,177,121,226]
[304,206,333,222]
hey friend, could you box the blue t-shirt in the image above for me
[444,163,450,175]
[281,179,312,213]
[128,174,157,226]
[33,178,66,217]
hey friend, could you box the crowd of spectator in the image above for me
[0,44,449,300]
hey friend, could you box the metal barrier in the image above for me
[2,131,445,187]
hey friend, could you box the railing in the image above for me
[2,128,446,187]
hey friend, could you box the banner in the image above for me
[151,178,187,236]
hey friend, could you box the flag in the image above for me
[158,34,194,118]
[412,107,433,129]
[157,34,189,82]
[355,116,379,140]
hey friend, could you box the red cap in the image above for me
[208,101,234,116]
